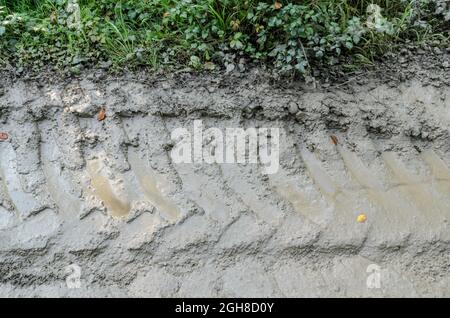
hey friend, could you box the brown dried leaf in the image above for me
[330,135,338,145]
[0,132,8,141]
[274,1,282,10]
[97,108,106,121]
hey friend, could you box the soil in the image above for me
[0,48,449,297]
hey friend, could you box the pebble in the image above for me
[434,47,442,55]
[288,102,298,114]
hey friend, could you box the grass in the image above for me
[0,0,448,75]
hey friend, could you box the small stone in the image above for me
[72,56,83,65]
[434,47,442,55]
[432,40,441,46]
[226,63,235,74]
[100,60,112,69]
[288,102,298,114]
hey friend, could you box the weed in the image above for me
[0,0,448,75]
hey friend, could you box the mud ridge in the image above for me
[0,58,449,297]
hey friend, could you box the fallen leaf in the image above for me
[230,20,240,31]
[50,11,57,23]
[330,135,338,145]
[163,12,170,18]
[0,132,8,141]
[274,1,282,10]
[97,108,106,121]
[357,214,367,223]
[204,62,216,70]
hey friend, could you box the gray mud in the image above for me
[0,52,449,297]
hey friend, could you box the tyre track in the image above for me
[1,74,450,296]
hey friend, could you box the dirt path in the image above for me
[0,56,449,297]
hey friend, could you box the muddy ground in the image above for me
[0,49,449,297]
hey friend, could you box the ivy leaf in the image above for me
[230,39,243,49]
